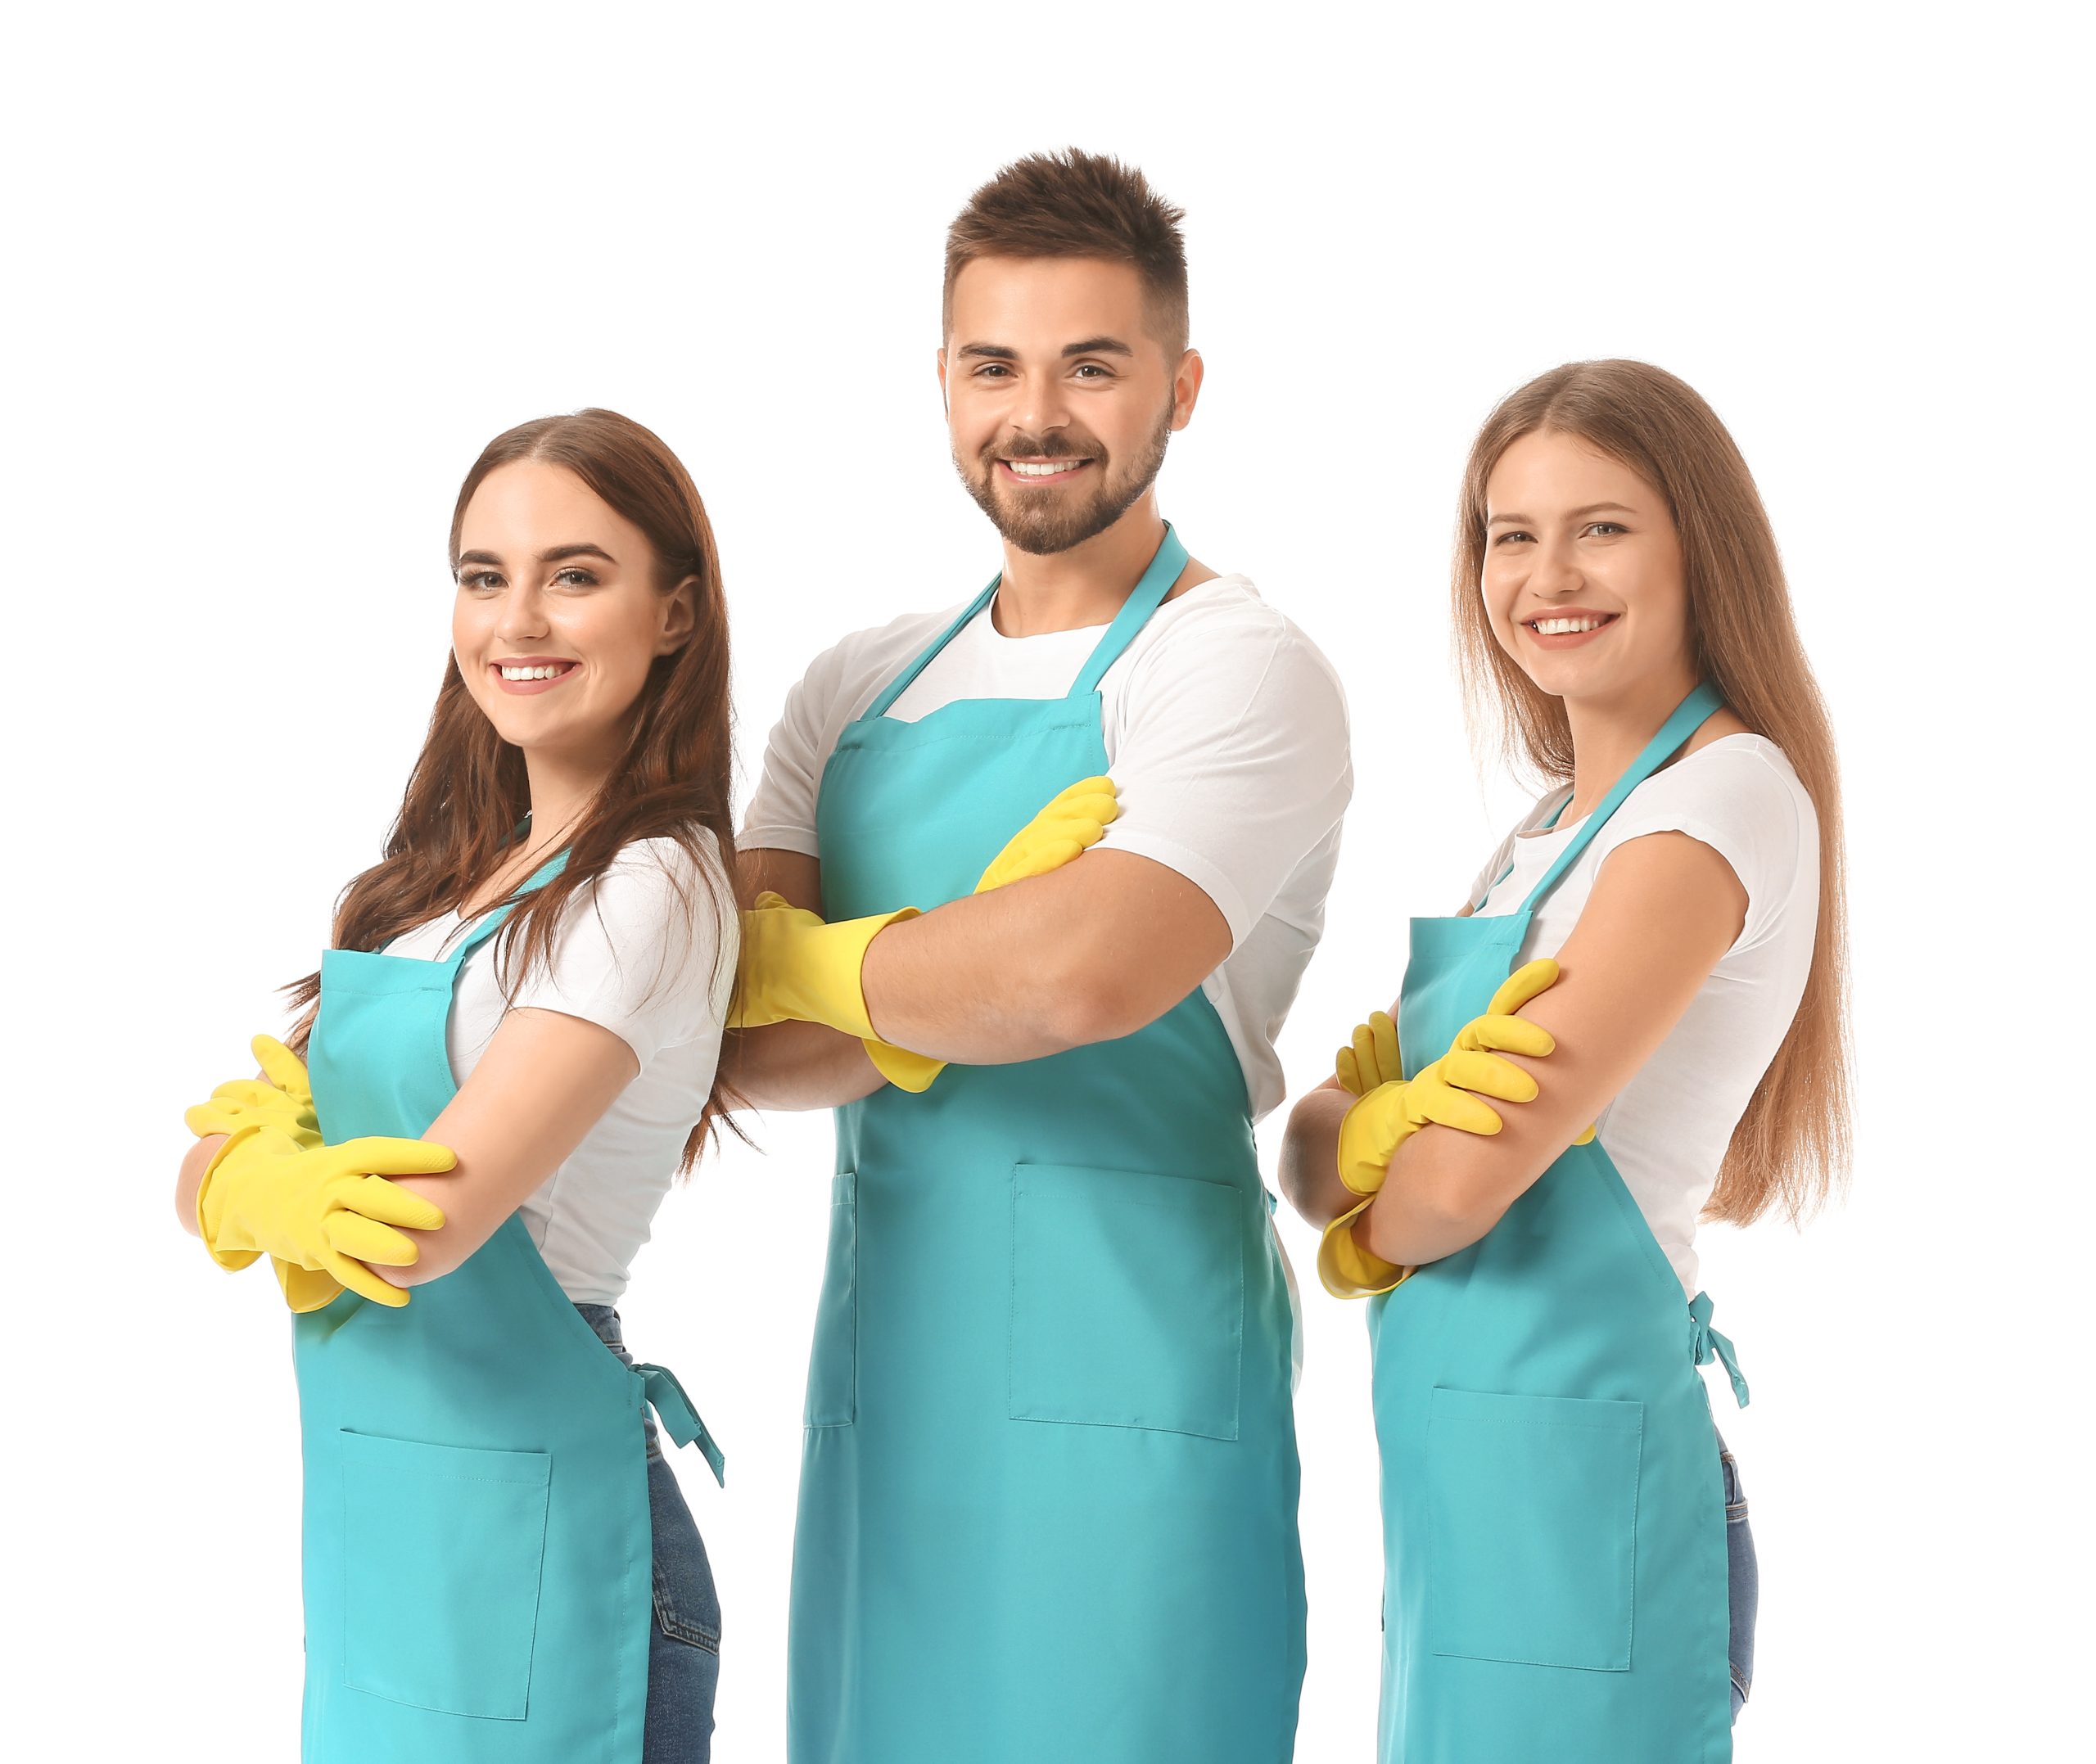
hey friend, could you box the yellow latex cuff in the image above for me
[185,1042,348,1306]
[734,898,919,1040]
[193,1125,453,1309]
[1317,1196,1411,1300]
[865,1040,946,1094]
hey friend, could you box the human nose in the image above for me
[497,583,551,643]
[1008,373,1072,440]
[1527,535,1583,598]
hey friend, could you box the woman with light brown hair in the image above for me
[174,410,739,1762]
[1281,359,1849,1761]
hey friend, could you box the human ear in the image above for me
[658,577,698,653]
[1171,348,1206,429]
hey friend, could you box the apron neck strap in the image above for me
[856,523,1189,723]
[1516,681,1726,915]
[1067,523,1188,698]
[860,580,1001,723]
[440,850,571,973]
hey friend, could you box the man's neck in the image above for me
[990,498,1172,637]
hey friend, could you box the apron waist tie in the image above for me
[635,1361,727,1486]
[1689,1292,1750,1410]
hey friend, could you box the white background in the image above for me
[8,3,2085,1759]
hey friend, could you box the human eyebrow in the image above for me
[540,544,617,566]
[1486,502,1639,527]
[455,549,504,573]
[1061,336,1133,358]
[957,343,1018,361]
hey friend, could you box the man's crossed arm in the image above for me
[722,844,1229,1111]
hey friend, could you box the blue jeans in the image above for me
[1719,1432,1759,1723]
[577,1304,721,1764]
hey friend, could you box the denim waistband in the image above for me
[575,1302,626,1355]
[573,1303,660,1458]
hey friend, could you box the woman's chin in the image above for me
[1520,654,1629,706]
[483,710,570,756]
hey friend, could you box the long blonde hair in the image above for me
[1451,359,1850,1225]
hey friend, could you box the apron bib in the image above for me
[788,529,1307,1764]
[293,859,720,1764]
[1370,682,1750,1764]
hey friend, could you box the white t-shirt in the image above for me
[1468,735,1819,1295]
[741,573,1353,1122]
[381,834,737,1306]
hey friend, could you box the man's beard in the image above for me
[955,404,1173,557]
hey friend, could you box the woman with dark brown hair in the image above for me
[174,409,739,1762]
[1281,361,1850,1761]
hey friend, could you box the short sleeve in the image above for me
[1588,741,1819,957]
[1104,610,1353,945]
[739,648,842,860]
[504,837,736,1067]
[739,611,955,858]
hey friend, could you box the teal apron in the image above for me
[789,529,1307,1764]
[294,859,722,1764]
[1371,682,1750,1764]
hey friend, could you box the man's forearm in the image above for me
[858,883,1099,1063]
[744,846,1227,1071]
[720,1022,887,1112]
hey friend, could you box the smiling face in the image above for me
[939,255,1197,556]
[452,458,693,769]
[1481,429,1694,707]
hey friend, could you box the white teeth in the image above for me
[1007,459,1085,477]
[499,665,571,680]
[1532,616,1610,635]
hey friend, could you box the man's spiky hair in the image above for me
[942,148,1189,352]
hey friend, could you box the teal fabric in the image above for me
[294,859,716,1762]
[1370,683,1746,1763]
[788,529,1307,1764]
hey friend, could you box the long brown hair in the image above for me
[1451,359,1850,1225]
[288,408,740,1164]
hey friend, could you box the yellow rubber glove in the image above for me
[973,775,1119,892]
[732,897,920,1039]
[1445,965,1597,1148]
[185,1035,320,1144]
[1318,1194,1410,1299]
[1317,959,1580,1299]
[194,1126,455,1309]
[183,1035,346,1311]
[1335,1008,1402,1099]
[1331,958,1593,1196]
[265,1249,356,1314]
[865,775,1122,1092]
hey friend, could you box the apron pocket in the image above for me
[805,1171,857,1428]
[1008,1162,1244,1441]
[338,1430,553,1719]
[1427,1387,1643,1672]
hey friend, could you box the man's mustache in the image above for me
[979,434,1101,466]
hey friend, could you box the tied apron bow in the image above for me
[637,1361,727,1486]
[1689,1291,1750,1409]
